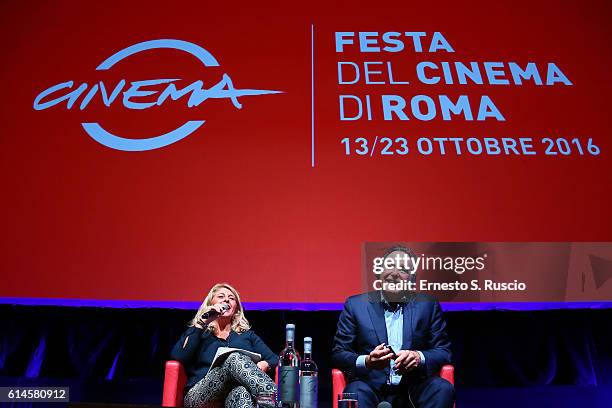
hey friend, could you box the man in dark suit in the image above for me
[332,246,454,408]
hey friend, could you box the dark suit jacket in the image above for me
[331,292,452,389]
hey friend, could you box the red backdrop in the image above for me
[1,0,610,304]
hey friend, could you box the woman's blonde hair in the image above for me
[190,282,251,334]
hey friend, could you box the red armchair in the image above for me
[162,360,281,407]
[163,360,453,407]
[163,360,187,407]
[332,365,455,408]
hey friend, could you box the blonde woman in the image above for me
[170,283,278,408]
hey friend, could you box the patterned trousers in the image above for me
[184,352,277,408]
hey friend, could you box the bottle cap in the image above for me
[304,337,312,353]
[285,324,296,341]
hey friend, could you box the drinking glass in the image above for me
[338,392,358,408]
[256,391,278,407]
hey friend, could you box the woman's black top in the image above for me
[170,326,279,389]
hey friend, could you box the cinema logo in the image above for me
[32,39,282,151]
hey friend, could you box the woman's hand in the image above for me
[210,303,227,314]
[195,315,210,329]
[257,360,270,372]
[195,303,229,328]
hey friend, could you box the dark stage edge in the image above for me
[1,305,611,408]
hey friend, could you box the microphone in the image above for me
[377,402,392,408]
[202,303,230,321]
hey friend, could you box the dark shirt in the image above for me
[170,326,279,389]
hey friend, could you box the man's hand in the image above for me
[394,350,421,373]
[257,361,270,372]
[365,344,394,370]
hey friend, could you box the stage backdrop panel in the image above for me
[0,0,610,307]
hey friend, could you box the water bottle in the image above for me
[279,324,300,407]
[299,337,318,408]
